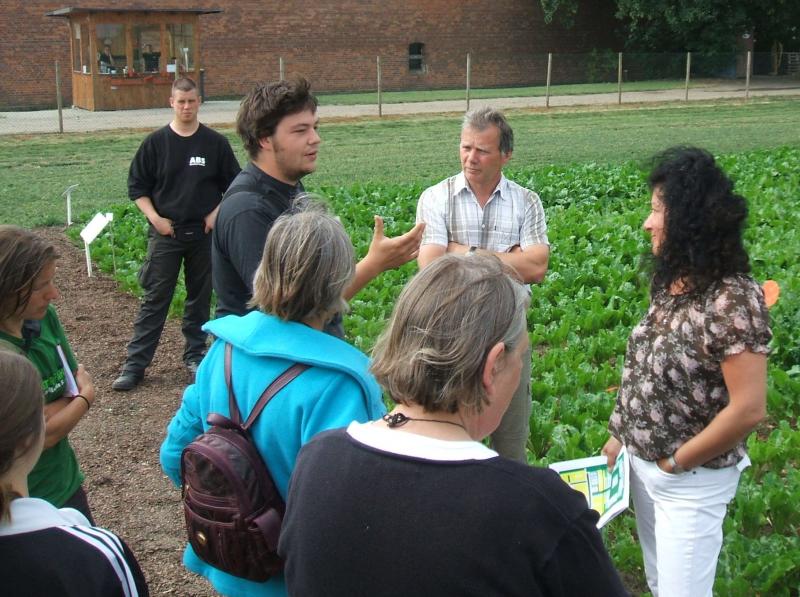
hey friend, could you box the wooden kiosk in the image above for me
[46,7,221,111]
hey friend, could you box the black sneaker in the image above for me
[112,371,143,391]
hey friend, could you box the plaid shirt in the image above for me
[416,172,548,252]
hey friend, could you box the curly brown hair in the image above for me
[648,146,750,298]
[236,77,318,160]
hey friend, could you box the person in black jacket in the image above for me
[0,351,149,596]
[212,77,424,322]
[280,255,629,597]
[113,77,240,391]
[98,44,114,73]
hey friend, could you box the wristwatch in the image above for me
[667,453,688,474]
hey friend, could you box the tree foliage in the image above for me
[539,0,580,26]
[615,0,800,52]
[539,0,800,52]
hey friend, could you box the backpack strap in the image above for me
[224,179,293,223]
[224,342,310,430]
[222,182,256,200]
[243,362,309,430]
[224,343,242,425]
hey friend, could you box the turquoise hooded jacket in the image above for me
[160,311,385,597]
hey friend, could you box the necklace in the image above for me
[382,412,467,432]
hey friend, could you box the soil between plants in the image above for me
[39,227,215,596]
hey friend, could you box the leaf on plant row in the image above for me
[762,280,780,308]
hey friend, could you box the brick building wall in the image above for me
[0,0,619,110]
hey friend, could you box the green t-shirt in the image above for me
[0,305,83,506]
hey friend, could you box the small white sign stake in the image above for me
[62,184,79,226]
[79,212,114,277]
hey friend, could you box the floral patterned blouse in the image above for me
[609,274,771,468]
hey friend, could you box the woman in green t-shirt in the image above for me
[0,226,97,521]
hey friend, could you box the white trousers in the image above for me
[630,453,744,597]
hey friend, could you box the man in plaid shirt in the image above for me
[416,107,549,462]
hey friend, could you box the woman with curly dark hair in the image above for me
[602,147,770,597]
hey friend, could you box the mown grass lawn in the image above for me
[1,97,798,226]
[314,79,691,105]
[205,79,692,105]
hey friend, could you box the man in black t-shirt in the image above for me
[213,77,424,323]
[112,77,240,391]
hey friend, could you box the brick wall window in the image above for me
[409,42,424,73]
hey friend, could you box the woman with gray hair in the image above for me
[280,255,628,597]
[160,200,385,597]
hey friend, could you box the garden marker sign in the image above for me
[62,184,79,226]
[80,212,113,277]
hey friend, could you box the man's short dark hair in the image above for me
[172,77,197,95]
[237,77,319,160]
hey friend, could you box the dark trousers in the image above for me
[122,228,211,374]
[62,485,95,525]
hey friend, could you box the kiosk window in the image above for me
[96,24,124,74]
[134,24,161,73]
[169,23,195,72]
[72,22,91,73]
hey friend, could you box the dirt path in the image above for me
[39,227,215,596]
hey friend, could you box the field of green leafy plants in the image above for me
[70,145,799,595]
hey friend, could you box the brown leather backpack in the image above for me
[181,343,308,582]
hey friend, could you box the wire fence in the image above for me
[1,51,798,135]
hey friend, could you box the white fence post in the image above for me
[745,50,752,101]
[684,52,691,101]
[377,56,382,118]
[55,60,64,134]
[466,52,471,112]
[546,53,552,108]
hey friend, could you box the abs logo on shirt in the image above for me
[188,156,206,167]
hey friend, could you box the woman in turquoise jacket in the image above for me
[160,201,385,597]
